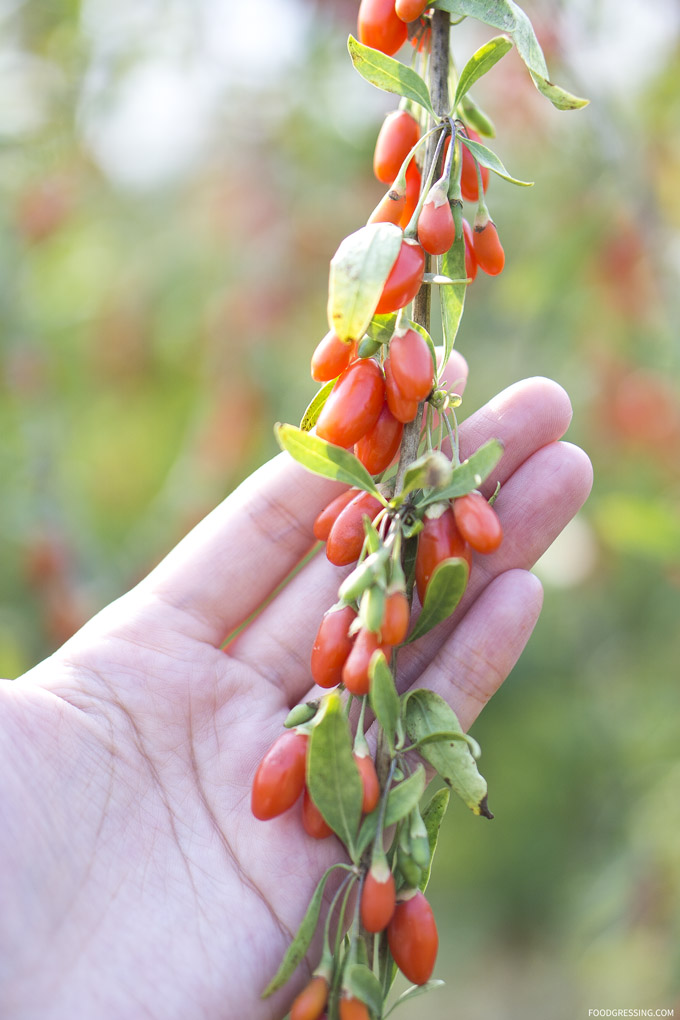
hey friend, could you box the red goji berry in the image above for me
[326,491,383,567]
[417,182,456,256]
[251,731,308,821]
[398,159,422,230]
[302,787,334,840]
[361,860,396,932]
[354,751,380,813]
[343,628,391,696]
[472,219,505,276]
[462,217,478,281]
[291,975,329,1020]
[381,590,410,644]
[358,0,408,56]
[339,995,371,1020]
[311,330,353,383]
[415,507,472,604]
[395,0,430,22]
[384,357,419,423]
[311,605,357,688]
[313,489,356,542]
[453,491,503,553]
[368,182,407,226]
[389,327,433,402]
[373,110,420,185]
[355,401,403,475]
[375,239,425,314]
[460,128,490,202]
[316,359,385,448]
[387,889,439,985]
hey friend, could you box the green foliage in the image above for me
[347,36,435,116]
[328,222,403,342]
[275,424,384,497]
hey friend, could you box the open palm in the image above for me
[0,368,592,1020]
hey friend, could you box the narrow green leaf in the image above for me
[420,788,450,891]
[431,0,588,111]
[529,70,590,111]
[348,35,435,116]
[459,135,533,186]
[453,35,513,108]
[385,764,426,826]
[367,312,398,344]
[384,980,446,1016]
[300,379,336,432]
[369,651,401,755]
[439,236,467,370]
[345,964,383,1016]
[406,558,469,643]
[404,690,492,817]
[307,693,364,858]
[328,222,402,342]
[261,866,339,997]
[421,438,504,504]
[275,423,384,498]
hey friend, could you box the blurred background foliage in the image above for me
[0,0,678,1015]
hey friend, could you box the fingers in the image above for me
[233,382,589,706]
[402,569,544,732]
[135,352,469,644]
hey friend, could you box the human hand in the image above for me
[0,362,592,1019]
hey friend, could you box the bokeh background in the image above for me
[1,0,678,1016]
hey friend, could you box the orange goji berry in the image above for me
[302,787,334,840]
[384,357,419,423]
[398,159,422,230]
[462,217,478,281]
[291,975,329,1020]
[395,0,430,22]
[375,239,426,314]
[343,629,391,697]
[313,489,356,542]
[361,860,396,932]
[381,590,410,644]
[358,0,408,56]
[373,110,420,185]
[316,359,385,448]
[311,330,353,383]
[339,995,371,1020]
[326,491,383,567]
[460,128,490,202]
[251,731,308,821]
[368,182,407,226]
[355,401,403,475]
[389,327,433,402]
[415,507,472,604]
[354,751,380,813]
[311,605,357,688]
[472,219,505,276]
[387,889,439,985]
[417,181,456,256]
[453,492,503,553]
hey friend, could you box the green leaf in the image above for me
[357,336,383,359]
[369,651,401,755]
[404,690,492,817]
[461,93,496,137]
[422,438,504,504]
[432,0,588,110]
[367,312,398,344]
[300,379,336,432]
[328,222,403,342]
[261,866,339,997]
[384,980,446,1016]
[406,558,469,643]
[275,423,384,498]
[408,729,480,756]
[307,693,364,858]
[385,764,426,826]
[420,788,450,891]
[348,35,435,116]
[345,964,384,1016]
[398,451,453,503]
[440,236,467,369]
[453,35,513,108]
[459,135,533,186]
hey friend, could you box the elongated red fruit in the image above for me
[354,751,380,812]
[358,0,408,56]
[376,239,426,314]
[387,890,439,984]
[399,159,422,229]
[251,731,308,820]
[417,182,456,255]
[361,861,396,932]
[311,330,353,382]
[415,507,472,604]
[368,183,407,226]
[453,491,503,553]
[302,787,334,840]
[396,0,430,22]
[339,995,371,1020]
[473,219,505,276]
[389,327,433,402]
[373,110,420,185]
[291,975,329,1020]
[462,217,478,281]
[326,491,383,566]
[311,605,357,688]
[355,401,403,475]
[342,628,391,696]
[384,357,419,423]
[381,590,410,644]
[316,359,385,448]
[460,128,490,202]
[313,489,356,542]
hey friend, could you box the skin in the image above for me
[0,359,592,1019]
